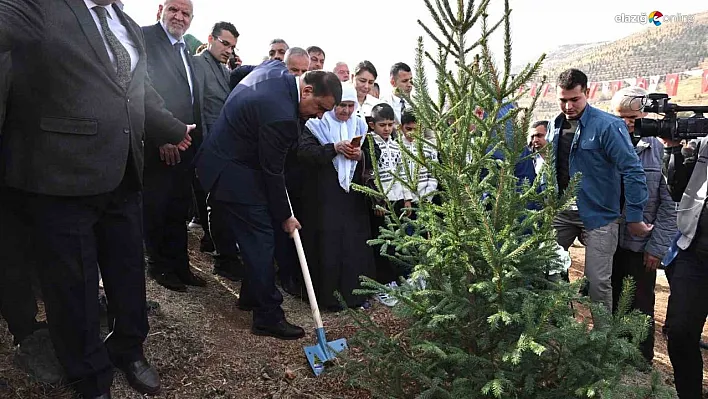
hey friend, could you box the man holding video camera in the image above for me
[660,128,707,399]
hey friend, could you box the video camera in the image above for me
[633,93,708,140]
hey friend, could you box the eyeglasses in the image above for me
[215,37,237,51]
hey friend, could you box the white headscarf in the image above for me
[306,83,367,192]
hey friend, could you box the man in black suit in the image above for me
[142,0,207,292]
[192,21,245,281]
[0,1,194,398]
[196,62,342,339]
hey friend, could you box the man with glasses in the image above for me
[194,22,238,138]
[193,21,244,280]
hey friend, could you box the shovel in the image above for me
[286,194,348,376]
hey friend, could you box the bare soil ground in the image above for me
[1,232,706,398]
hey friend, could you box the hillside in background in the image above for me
[511,42,609,76]
[513,11,708,122]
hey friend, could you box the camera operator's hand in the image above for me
[627,222,653,238]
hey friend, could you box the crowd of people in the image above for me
[0,1,707,399]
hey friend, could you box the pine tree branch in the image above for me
[463,0,475,24]
[418,20,460,59]
[434,0,457,29]
[500,0,513,91]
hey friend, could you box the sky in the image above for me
[122,0,707,98]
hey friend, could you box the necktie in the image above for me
[92,6,131,90]
[400,97,406,111]
[174,42,185,61]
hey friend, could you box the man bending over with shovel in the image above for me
[196,59,342,340]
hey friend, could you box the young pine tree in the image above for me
[343,0,674,398]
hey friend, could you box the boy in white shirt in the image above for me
[363,103,407,306]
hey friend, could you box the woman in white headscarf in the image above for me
[297,83,375,311]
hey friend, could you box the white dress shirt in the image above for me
[357,94,385,120]
[159,21,194,102]
[533,152,545,176]
[295,75,301,103]
[83,0,138,73]
[384,92,407,125]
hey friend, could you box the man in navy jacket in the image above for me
[196,60,341,339]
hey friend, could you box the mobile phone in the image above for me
[350,136,363,147]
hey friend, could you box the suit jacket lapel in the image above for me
[185,50,200,101]
[63,0,119,87]
[205,53,229,93]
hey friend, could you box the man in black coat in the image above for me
[196,62,342,339]
[142,0,207,292]
[0,1,194,397]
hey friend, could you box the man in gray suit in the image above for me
[192,21,242,279]
[195,21,238,135]
[0,1,194,398]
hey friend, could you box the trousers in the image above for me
[553,209,619,311]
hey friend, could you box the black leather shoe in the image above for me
[15,329,64,384]
[235,298,253,311]
[251,320,305,340]
[117,358,161,395]
[212,257,245,281]
[199,238,215,254]
[280,277,305,299]
[176,268,207,287]
[149,270,187,292]
[213,265,243,281]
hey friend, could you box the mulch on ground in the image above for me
[0,232,705,398]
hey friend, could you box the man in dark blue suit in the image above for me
[196,60,341,339]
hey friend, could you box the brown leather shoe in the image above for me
[117,358,160,395]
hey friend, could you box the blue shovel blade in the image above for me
[304,328,348,376]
